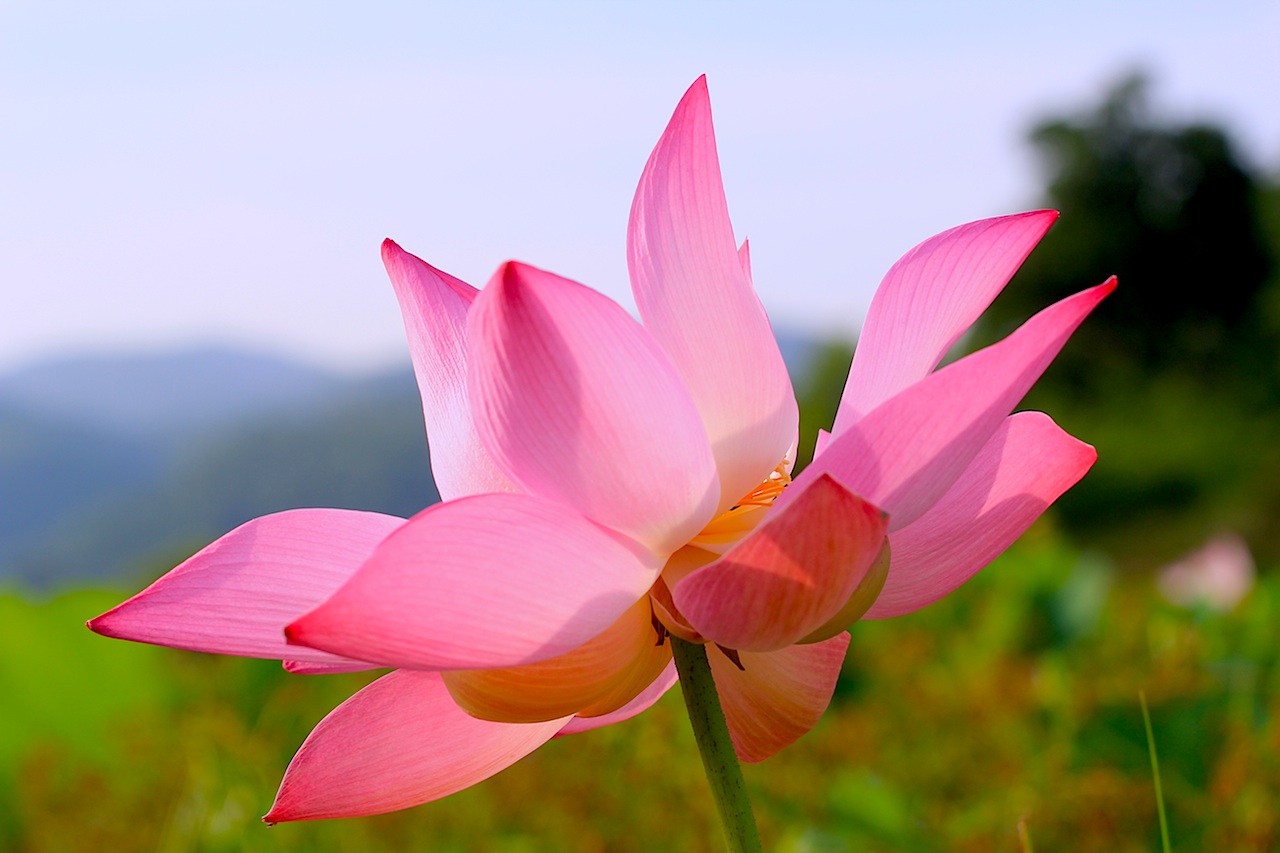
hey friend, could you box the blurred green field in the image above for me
[5,524,1276,851]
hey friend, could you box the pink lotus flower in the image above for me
[88,76,1112,822]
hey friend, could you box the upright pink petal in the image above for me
[628,76,797,512]
[673,475,888,652]
[382,240,518,500]
[833,211,1058,431]
[556,661,678,736]
[265,670,566,822]
[795,278,1114,531]
[87,509,403,664]
[286,493,661,671]
[866,412,1096,618]
[707,633,850,764]
[467,261,719,556]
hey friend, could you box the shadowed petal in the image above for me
[797,278,1114,531]
[707,633,850,763]
[628,76,796,513]
[442,595,671,723]
[467,261,719,556]
[834,211,1058,430]
[287,493,661,671]
[674,475,888,652]
[556,661,679,736]
[382,240,518,500]
[867,411,1097,618]
[264,670,566,822]
[87,509,403,664]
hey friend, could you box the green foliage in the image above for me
[6,531,1278,850]
[970,74,1280,564]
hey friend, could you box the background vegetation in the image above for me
[4,74,1278,850]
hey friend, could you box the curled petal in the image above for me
[442,595,672,723]
[556,661,679,736]
[867,411,1096,618]
[795,278,1114,531]
[674,475,888,652]
[799,538,890,643]
[286,493,661,671]
[707,633,850,763]
[468,261,719,556]
[628,76,797,512]
[87,509,403,664]
[264,670,566,822]
[382,240,517,500]
[834,210,1058,430]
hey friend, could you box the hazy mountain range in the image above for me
[0,331,823,587]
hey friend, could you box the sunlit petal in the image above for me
[867,412,1096,618]
[265,670,566,822]
[287,493,661,670]
[834,211,1058,429]
[468,261,720,556]
[629,76,797,512]
[87,509,402,665]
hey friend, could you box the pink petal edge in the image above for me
[87,508,404,664]
[628,76,797,513]
[382,240,518,500]
[265,669,567,822]
[799,278,1114,531]
[867,411,1097,618]
[834,210,1058,430]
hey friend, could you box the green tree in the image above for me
[977,74,1280,563]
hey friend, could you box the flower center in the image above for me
[689,460,791,554]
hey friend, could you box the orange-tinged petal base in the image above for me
[443,595,671,724]
[650,545,717,642]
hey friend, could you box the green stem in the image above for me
[671,636,763,853]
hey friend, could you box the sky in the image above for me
[2,0,1277,374]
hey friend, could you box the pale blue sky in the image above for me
[2,1,1277,372]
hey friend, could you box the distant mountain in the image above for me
[0,347,434,586]
[0,346,342,436]
[1,330,835,587]
[9,373,439,587]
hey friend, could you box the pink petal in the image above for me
[673,475,888,652]
[265,669,566,822]
[87,509,403,664]
[286,493,662,671]
[797,278,1114,532]
[556,661,678,736]
[628,76,797,513]
[467,260,719,556]
[866,411,1097,618]
[283,659,379,675]
[737,238,752,280]
[382,240,518,500]
[833,211,1059,430]
[707,633,850,764]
